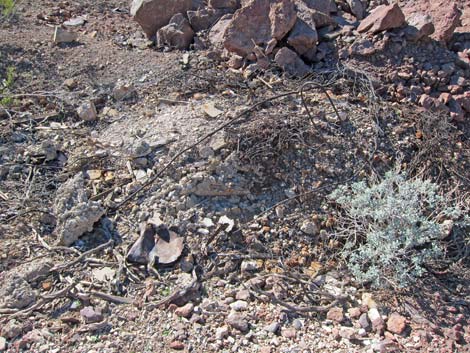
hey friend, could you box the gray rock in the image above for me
[215,325,230,340]
[404,13,434,42]
[157,13,195,50]
[226,312,249,332]
[264,322,280,334]
[293,319,303,330]
[80,306,103,323]
[131,0,193,39]
[77,101,97,121]
[1,320,22,339]
[187,8,227,32]
[209,0,239,10]
[300,220,318,235]
[0,275,36,309]
[53,173,105,246]
[229,300,248,311]
[358,312,371,330]
[0,336,6,351]
[208,14,233,48]
[294,0,336,29]
[346,0,366,20]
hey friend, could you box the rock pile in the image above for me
[130,0,469,120]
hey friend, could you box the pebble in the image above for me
[386,313,406,334]
[79,306,103,323]
[264,322,280,334]
[229,300,248,311]
[77,101,97,121]
[175,303,194,318]
[281,328,297,339]
[348,307,362,319]
[169,340,185,350]
[300,220,318,235]
[216,326,229,340]
[292,319,303,330]
[0,337,6,351]
[326,307,344,323]
[368,308,384,331]
[226,312,249,332]
[235,290,251,301]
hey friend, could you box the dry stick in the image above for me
[51,239,114,272]
[111,83,340,211]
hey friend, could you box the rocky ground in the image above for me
[0,0,469,352]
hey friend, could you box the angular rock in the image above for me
[223,0,297,57]
[77,101,97,121]
[53,26,78,43]
[216,325,230,340]
[294,0,335,29]
[53,173,105,246]
[346,0,366,20]
[274,47,310,76]
[326,306,344,323]
[130,0,193,39]
[300,220,318,235]
[187,8,227,32]
[175,302,194,318]
[455,93,470,112]
[349,39,376,56]
[208,14,233,48]
[404,13,434,42]
[0,276,35,309]
[209,0,240,10]
[403,1,461,44]
[368,308,385,332]
[113,80,135,101]
[157,13,195,50]
[226,312,249,332]
[80,306,103,323]
[0,336,6,351]
[357,3,405,34]
[229,300,248,311]
[387,312,406,335]
[287,19,318,58]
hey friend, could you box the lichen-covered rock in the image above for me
[53,173,104,246]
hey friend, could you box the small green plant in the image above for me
[0,66,15,107]
[0,0,15,17]
[330,170,468,289]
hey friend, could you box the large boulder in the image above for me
[357,3,405,34]
[223,0,297,57]
[157,13,195,49]
[131,0,193,39]
[402,0,461,44]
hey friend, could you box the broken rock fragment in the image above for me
[404,13,435,42]
[187,8,227,32]
[274,47,310,77]
[53,173,105,246]
[131,0,193,39]
[157,13,195,50]
[223,0,297,57]
[357,3,405,34]
[287,18,318,59]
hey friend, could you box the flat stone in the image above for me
[327,307,344,323]
[226,312,249,332]
[175,302,194,318]
[387,312,407,335]
[357,3,405,34]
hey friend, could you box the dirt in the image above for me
[0,1,469,353]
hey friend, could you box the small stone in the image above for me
[241,260,261,273]
[259,347,272,353]
[80,306,103,323]
[387,313,406,335]
[300,221,318,235]
[216,325,229,340]
[348,307,362,319]
[0,336,6,351]
[339,327,355,340]
[327,307,344,323]
[358,313,371,330]
[226,312,249,332]
[113,80,135,101]
[292,319,303,330]
[281,327,296,339]
[77,101,98,121]
[361,293,377,309]
[264,322,280,334]
[169,340,185,350]
[1,320,21,339]
[235,290,250,301]
[368,308,385,332]
[175,303,194,318]
[229,300,248,311]
[63,78,77,89]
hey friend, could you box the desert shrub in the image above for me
[0,0,15,16]
[329,170,468,289]
[1,66,15,106]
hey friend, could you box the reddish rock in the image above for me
[79,306,103,323]
[175,302,194,318]
[346,0,366,20]
[402,1,461,44]
[348,307,362,319]
[449,98,465,121]
[357,3,405,34]
[455,93,470,112]
[387,312,407,335]
[326,307,344,323]
[405,13,435,42]
[439,92,453,105]
[208,14,233,48]
[294,0,336,29]
[274,47,310,76]
[169,340,185,350]
[287,18,318,57]
[223,0,297,57]
[339,327,355,340]
[157,13,195,50]
[281,327,297,339]
[187,8,227,32]
[131,0,193,39]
